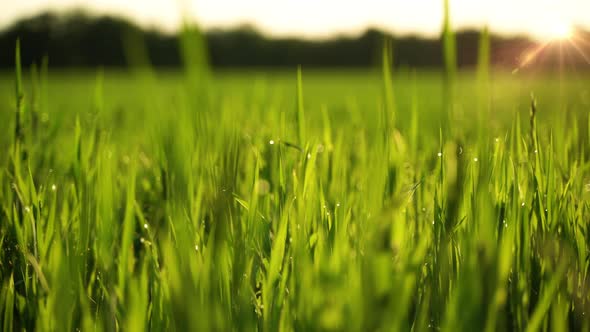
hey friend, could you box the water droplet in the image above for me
[195,245,199,251]
[307,153,312,159]
[24,206,30,213]
[437,152,442,157]
[269,140,275,145]
[140,237,145,243]
[521,202,525,207]
[473,157,479,162]
[534,149,538,154]
[51,184,57,191]
[289,237,293,243]
[495,138,500,143]
[432,220,435,225]
[144,223,149,229]
[336,202,341,207]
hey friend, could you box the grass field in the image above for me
[1,53,590,331]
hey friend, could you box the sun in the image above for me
[531,20,574,43]
[547,22,573,40]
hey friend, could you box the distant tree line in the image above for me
[0,11,588,69]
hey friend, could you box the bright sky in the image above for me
[1,0,589,40]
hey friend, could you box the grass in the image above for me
[0,33,590,331]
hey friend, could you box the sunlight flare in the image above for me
[546,21,573,40]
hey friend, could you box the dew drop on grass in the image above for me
[195,245,199,251]
[144,223,149,229]
[521,202,525,207]
[51,184,57,191]
[24,206,30,213]
[473,157,478,162]
[336,202,341,207]
[437,152,442,157]
[269,140,275,145]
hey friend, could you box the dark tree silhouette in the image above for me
[1,11,588,69]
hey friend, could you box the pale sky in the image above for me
[1,0,589,40]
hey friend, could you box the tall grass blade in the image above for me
[296,66,306,146]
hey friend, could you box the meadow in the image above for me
[1,36,590,331]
